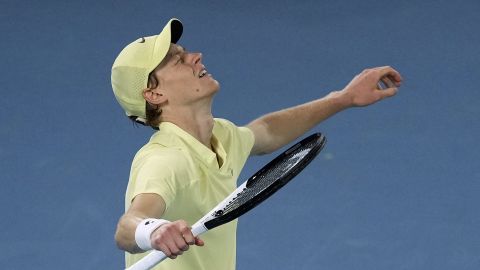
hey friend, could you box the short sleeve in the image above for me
[236,125,255,157]
[214,118,255,157]
[128,149,187,210]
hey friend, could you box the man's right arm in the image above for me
[114,193,204,258]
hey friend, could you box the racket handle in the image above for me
[125,223,208,270]
[125,250,168,270]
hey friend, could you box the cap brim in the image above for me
[170,19,183,44]
[150,19,183,72]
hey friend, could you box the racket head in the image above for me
[203,132,326,229]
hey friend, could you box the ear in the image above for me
[143,88,167,105]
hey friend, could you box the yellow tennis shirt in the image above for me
[124,118,255,270]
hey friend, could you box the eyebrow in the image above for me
[156,44,184,68]
[169,45,185,55]
[168,45,186,64]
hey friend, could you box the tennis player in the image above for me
[111,18,402,270]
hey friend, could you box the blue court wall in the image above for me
[0,0,479,269]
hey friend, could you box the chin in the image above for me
[212,80,220,92]
[199,77,220,95]
[205,78,220,93]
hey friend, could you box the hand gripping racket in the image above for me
[126,133,327,270]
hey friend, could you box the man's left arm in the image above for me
[247,66,403,155]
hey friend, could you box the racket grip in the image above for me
[125,223,208,270]
[125,250,168,270]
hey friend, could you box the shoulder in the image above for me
[213,118,255,155]
[132,143,190,174]
[213,118,236,131]
[214,118,253,139]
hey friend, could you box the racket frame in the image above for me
[126,133,326,270]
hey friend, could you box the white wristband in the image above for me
[135,218,170,251]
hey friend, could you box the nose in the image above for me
[191,52,202,64]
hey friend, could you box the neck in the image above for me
[160,102,215,148]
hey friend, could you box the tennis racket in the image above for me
[127,132,327,270]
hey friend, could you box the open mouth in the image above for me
[199,69,207,78]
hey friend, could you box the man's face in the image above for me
[152,43,219,106]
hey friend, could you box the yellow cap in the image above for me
[111,18,183,123]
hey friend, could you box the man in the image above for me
[111,18,402,270]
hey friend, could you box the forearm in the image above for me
[115,193,167,254]
[249,91,351,154]
[115,213,146,254]
[116,211,205,259]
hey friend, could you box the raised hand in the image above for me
[342,66,403,107]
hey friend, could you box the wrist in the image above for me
[327,90,354,110]
[135,218,170,251]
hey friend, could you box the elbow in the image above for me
[115,231,142,254]
[251,139,281,156]
[114,230,123,250]
[114,226,127,251]
[250,147,268,156]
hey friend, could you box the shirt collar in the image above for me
[149,122,226,168]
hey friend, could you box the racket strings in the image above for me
[217,143,315,216]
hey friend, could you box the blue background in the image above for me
[1,0,479,269]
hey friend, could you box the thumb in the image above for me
[379,87,398,99]
[195,236,205,246]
